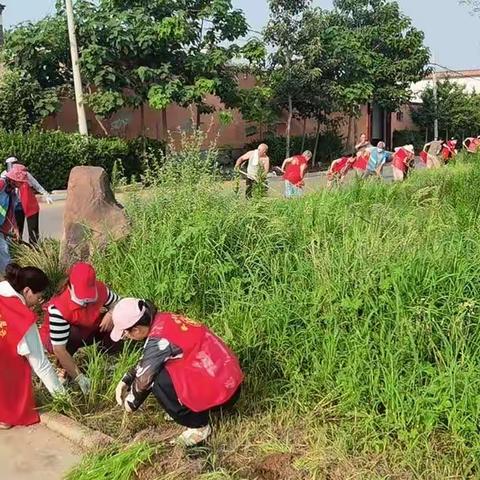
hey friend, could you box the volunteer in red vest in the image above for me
[0,263,64,429]
[442,139,458,162]
[40,262,120,394]
[352,148,370,173]
[463,136,480,153]
[281,150,312,198]
[5,163,52,245]
[111,298,244,446]
[391,144,415,182]
[326,153,356,187]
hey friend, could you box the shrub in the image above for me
[393,129,425,152]
[0,130,165,191]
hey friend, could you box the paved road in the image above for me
[0,424,80,480]
[32,201,65,242]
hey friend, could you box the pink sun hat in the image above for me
[111,298,147,342]
[5,163,28,183]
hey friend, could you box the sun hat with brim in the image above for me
[5,164,28,183]
[111,298,147,342]
[69,262,98,303]
[5,157,18,165]
[403,144,415,155]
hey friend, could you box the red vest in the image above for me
[18,183,39,218]
[392,148,410,172]
[0,295,39,426]
[283,155,307,186]
[149,313,244,412]
[353,152,369,171]
[40,281,109,350]
[466,138,480,153]
[419,151,428,164]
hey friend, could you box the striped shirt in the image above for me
[48,289,119,346]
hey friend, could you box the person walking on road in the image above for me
[3,159,53,244]
[111,298,244,446]
[0,175,20,273]
[235,144,270,198]
[0,264,64,429]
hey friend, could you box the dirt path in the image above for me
[0,424,80,480]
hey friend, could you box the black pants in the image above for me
[245,178,267,198]
[66,325,123,356]
[245,178,256,198]
[15,208,39,245]
[152,368,241,428]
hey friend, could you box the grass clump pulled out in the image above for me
[24,142,480,478]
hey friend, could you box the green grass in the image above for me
[65,442,158,480]
[20,153,480,478]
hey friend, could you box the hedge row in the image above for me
[0,130,165,191]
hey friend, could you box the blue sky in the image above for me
[3,0,479,70]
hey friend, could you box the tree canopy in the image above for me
[412,80,480,140]
[3,0,253,132]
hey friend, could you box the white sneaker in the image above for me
[177,425,212,446]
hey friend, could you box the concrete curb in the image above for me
[41,412,114,449]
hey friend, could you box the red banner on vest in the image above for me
[0,295,39,426]
[150,313,244,412]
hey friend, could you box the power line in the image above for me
[429,62,480,84]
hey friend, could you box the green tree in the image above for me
[4,0,250,136]
[412,80,480,139]
[264,0,312,158]
[331,0,430,111]
[0,69,59,132]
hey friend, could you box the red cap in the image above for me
[69,263,98,302]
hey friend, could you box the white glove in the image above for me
[44,194,54,205]
[123,397,133,413]
[115,380,129,407]
[75,374,91,395]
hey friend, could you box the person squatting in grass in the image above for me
[234,143,270,198]
[0,264,64,429]
[111,298,244,446]
[362,141,392,179]
[2,157,53,245]
[326,153,357,188]
[39,262,121,395]
[281,150,312,197]
[391,144,415,182]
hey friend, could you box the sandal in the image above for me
[0,422,12,430]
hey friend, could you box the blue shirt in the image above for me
[367,148,390,171]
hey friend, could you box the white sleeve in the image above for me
[18,324,65,396]
[26,172,48,195]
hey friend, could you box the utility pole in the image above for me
[65,0,88,135]
[0,4,6,48]
[432,55,439,141]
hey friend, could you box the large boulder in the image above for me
[60,166,129,265]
